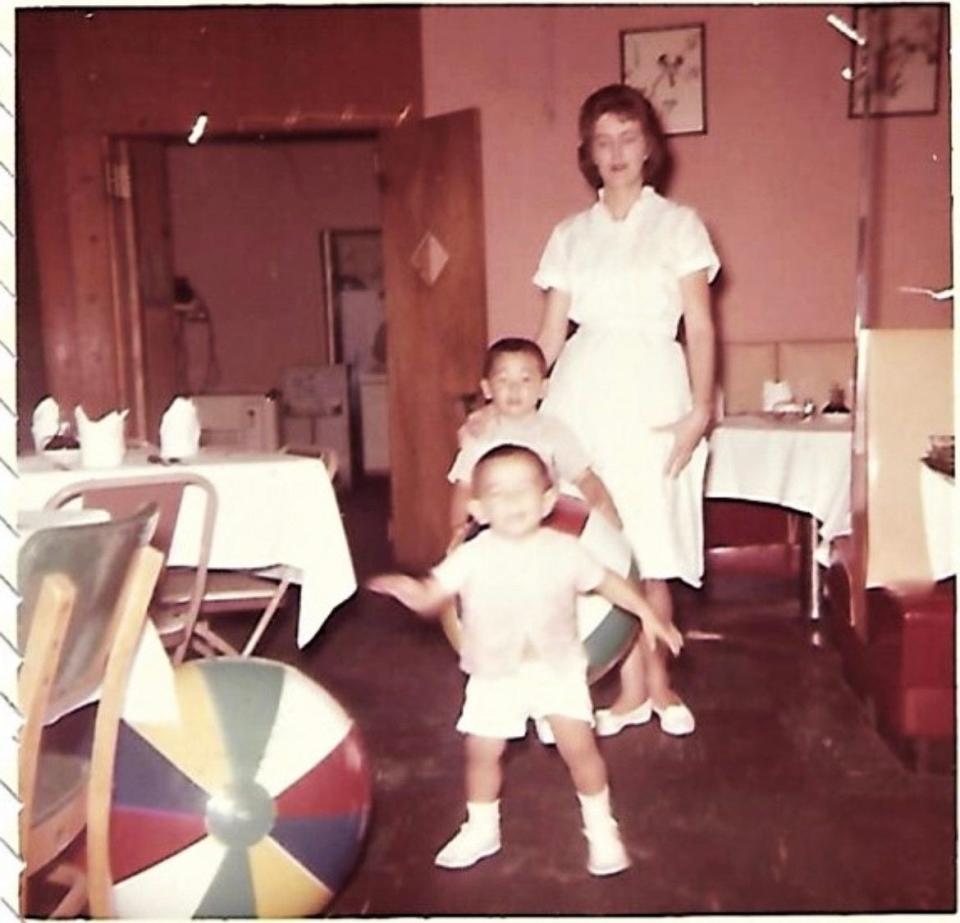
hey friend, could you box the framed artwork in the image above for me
[621,24,706,135]
[849,5,943,117]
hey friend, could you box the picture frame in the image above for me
[848,5,943,117]
[621,24,706,136]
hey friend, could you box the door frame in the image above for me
[102,125,388,444]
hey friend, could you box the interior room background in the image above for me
[16,5,952,448]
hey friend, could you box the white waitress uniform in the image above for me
[534,186,720,587]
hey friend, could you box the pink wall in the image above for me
[422,5,952,343]
[167,140,380,394]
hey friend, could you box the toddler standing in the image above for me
[368,444,682,875]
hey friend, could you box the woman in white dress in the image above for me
[535,84,720,738]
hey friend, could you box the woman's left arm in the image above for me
[660,269,715,478]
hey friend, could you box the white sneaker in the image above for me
[594,700,653,737]
[583,822,631,876]
[652,700,695,736]
[434,821,501,869]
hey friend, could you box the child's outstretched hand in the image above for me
[366,573,449,617]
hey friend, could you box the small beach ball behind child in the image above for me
[443,493,638,683]
[108,658,371,918]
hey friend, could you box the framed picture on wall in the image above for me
[621,24,706,135]
[848,5,943,117]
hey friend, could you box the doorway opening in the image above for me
[109,131,387,487]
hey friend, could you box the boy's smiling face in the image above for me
[468,453,556,539]
[480,351,546,418]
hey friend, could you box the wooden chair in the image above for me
[44,473,217,664]
[18,505,163,917]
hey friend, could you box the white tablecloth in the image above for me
[919,464,955,581]
[18,447,357,648]
[706,414,853,563]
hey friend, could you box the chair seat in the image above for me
[161,567,288,612]
[28,751,88,871]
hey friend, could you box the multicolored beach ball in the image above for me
[442,493,639,683]
[109,658,371,918]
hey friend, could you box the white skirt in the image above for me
[541,329,708,587]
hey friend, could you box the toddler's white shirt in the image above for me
[432,528,605,677]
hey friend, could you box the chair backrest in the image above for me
[18,504,160,721]
[861,328,954,587]
[720,342,776,414]
[778,340,855,409]
[18,506,163,881]
[44,473,218,661]
[719,339,855,414]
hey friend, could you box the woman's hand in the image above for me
[457,402,496,446]
[654,404,711,479]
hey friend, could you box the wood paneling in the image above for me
[17,7,423,419]
[380,109,488,568]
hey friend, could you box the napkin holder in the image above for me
[76,406,128,468]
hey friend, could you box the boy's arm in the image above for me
[575,469,624,530]
[594,571,684,655]
[366,573,454,618]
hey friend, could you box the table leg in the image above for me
[800,513,823,621]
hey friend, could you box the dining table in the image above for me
[18,446,358,649]
[705,412,853,619]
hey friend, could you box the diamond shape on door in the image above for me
[409,231,449,287]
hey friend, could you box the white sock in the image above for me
[466,799,500,828]
[577,788,616,830]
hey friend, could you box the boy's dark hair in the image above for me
[471,443,552,494]
[483,337,548,378]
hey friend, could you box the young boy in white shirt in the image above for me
[368,444,682,877]
[448,337,622,546]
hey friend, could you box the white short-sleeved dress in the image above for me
[534,186,720,587]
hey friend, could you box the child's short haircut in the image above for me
[483,337,548,378]
[471,443,552,494]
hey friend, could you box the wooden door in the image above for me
[380,110,488,568]
[105,138,178,442]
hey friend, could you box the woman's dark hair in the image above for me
[577,84,671,191]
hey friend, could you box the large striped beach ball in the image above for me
[442,493,639,683]
[109,658,371,918]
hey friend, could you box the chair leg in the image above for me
[46,863,87,918]
[191,622,240,657]
[240,576,292,656]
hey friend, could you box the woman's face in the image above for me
[590,112,647,191]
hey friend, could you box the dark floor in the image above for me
[257,477,956,916]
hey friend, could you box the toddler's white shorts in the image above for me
[456,657,594,739]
